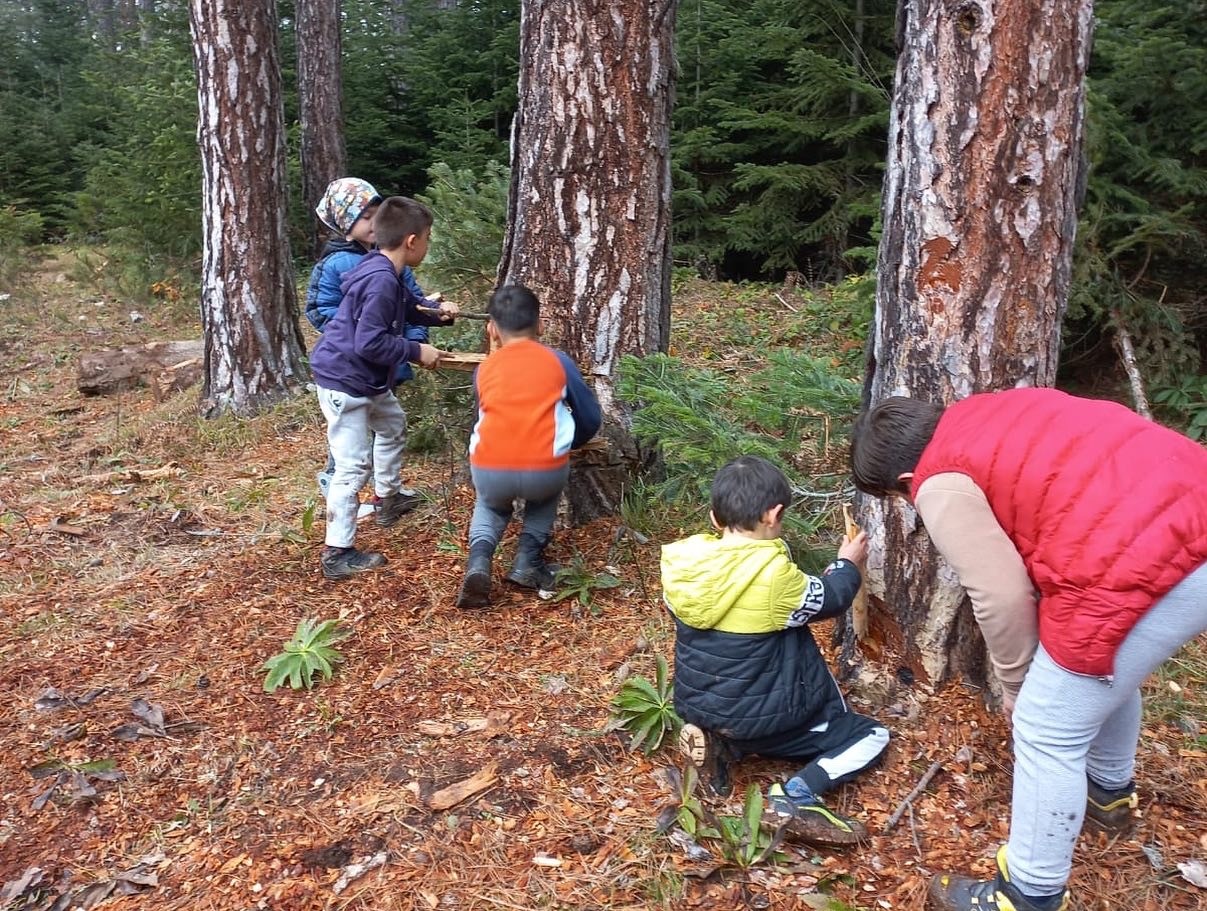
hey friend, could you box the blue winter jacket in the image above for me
[304,239,429,383]
[309,252,450,398]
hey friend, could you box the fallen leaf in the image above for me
[131,698,166,733]
[1178,859,1207,888]
[427,764,498,811]
[372,664,401,690]
[332,851,388,894]
[0,867,45,902]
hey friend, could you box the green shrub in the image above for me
[0,206,45,289]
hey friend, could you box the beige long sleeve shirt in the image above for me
[914,472,1039,699]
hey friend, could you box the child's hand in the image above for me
[416,343,443,369]
[436,300,459,321]
[838,530,868,566]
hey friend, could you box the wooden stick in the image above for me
[883,760,942,833]
[417,305,489,321]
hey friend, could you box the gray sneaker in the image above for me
[321,546,387,580]
[375,491,419,527]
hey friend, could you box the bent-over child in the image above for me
[661,455,889,845]
[309,196,458,580]
[454,285,602,609]
[850,388,1207,911]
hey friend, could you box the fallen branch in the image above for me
[78,462,181,485]
[1110,310,1152,419]
[884,760,942,833]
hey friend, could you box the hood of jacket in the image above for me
[661,534,801,631]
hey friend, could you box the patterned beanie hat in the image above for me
[316,177,382,235]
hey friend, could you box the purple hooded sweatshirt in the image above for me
[309,251,448,397]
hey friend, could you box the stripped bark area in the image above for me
[499,0,678,522]
[189,0,307,417]
[858,0,1094,685]
[297,0,347,257]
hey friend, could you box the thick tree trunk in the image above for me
[499,0,678,524]
[297,0,347,257]
[189,0,307,417]
[852,0,1094,687]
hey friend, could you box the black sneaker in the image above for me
[375,491,418,527]
[764,782,867,846]
[678,723,734,796]
[321,546,387,580]
[1085,777,1138,835]
[927,847,1069,911]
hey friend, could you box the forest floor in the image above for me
[0,249,1204,911]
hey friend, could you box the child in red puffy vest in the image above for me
[851,388,1207,911]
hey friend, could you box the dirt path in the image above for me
[0,254,1202,910]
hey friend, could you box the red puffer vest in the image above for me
[912,388,1207,677]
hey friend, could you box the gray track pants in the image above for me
[468,465,569,549]
[1007,562,1207,896]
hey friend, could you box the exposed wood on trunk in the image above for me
[296,0,347,257]
[189,0,308,418]
[499,0,678,524]
[853,0,1094,685]
[77,340,203,397]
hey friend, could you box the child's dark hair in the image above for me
[373,196,433,250]
[850,396,944,497]
[488,284,540,335]
[711,456,792,531]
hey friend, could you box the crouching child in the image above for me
[661,455,889,845]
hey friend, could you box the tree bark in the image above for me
[499,0,678,524]
[853,0,1094,687]
[297,0,347,257]
[189,0,308,417]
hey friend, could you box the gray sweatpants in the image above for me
[317,386,407,548]
[1007,562,1207,896]
[468,465,569,549]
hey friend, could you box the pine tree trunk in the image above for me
[852,0,1094,687]
[189,0,307,418]
[499,0,678,525]
[297,0,347,257]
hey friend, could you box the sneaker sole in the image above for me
[678,724,708,765]
[764,805,867,846]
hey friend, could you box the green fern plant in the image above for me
[553,555,621,615]
[607,655,682,754]
[262,619,352,693]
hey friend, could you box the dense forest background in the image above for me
[1,0,1204,414]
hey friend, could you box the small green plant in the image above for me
[607,655,682,754]
[553,555,621,614]
[659,765,785,871]
[262,618,352,693]
[300,497,319,536]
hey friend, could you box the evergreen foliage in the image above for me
[672,0,896,279]
[617,348,860,569]
[1069,1,1207,388]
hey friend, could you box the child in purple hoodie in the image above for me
[309,197,458,580]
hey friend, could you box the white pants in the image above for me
[1007,562,1207,895]
[317,386,407,548]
